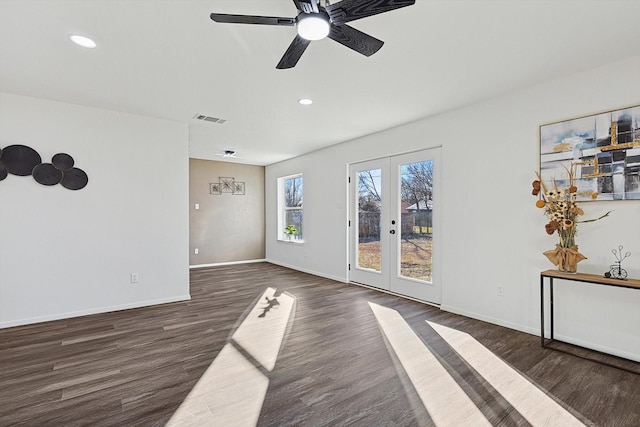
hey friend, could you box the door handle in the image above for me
[390,230,396,234]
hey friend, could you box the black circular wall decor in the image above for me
[0,145,88,190]
[0,145,42,176]
[61,167,88,190]
[0,162,7,181]
[32,163,63,186]
[52,153,75,171]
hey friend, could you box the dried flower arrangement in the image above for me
[532,163,611,272]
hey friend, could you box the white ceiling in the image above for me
[1,0,639,166]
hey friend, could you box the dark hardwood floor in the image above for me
[1,263,639,426]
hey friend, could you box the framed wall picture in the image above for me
[210,177,246,195]
[540,105,640,201]
[220,177,235,193]
[233,182,245,195]
[210,182,222,195]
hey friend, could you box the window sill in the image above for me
[278,238,304,244]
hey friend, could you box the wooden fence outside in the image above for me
[358,211,432,239]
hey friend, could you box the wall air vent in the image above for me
[193,114,227,124]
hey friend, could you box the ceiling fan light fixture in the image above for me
[297,15,330,41]
[68,34,97,49]
[298,98,313,105]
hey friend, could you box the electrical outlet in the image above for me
[194,248,199,255]
[130,273,139,284]
[497,285,504,296]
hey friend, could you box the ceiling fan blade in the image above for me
[326,0,415,24]
[328,24,384,57]
[276,35,311,69]
[293,0,320,14]
[210,13,295,26]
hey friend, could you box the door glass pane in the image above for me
[400,161,433,282]
[357,169,382,272]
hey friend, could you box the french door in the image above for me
[349,148,441,304]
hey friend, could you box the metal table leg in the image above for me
[550,277,554,341]
[540,274,545,347]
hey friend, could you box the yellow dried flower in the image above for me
[533,164,610,242]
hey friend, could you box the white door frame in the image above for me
[348,147,442,304]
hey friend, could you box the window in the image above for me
[278,174,303,241]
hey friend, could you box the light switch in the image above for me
[195,203,199,210]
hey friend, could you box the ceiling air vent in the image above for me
[193,114,227,124]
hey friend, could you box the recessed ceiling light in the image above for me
[298,98,313,106]
[69,34,97,49]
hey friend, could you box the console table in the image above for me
[540,269,640,370]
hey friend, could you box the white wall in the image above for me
[0,93,190,328]
[266,55,640,361]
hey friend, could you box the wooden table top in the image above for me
[541,269,640,289]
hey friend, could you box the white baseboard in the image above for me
[0,294,191,329]
[440,304,538,335]
[190,259,267,269]
[265,259,348,283]
[551,334,640,363]
[441,304,640,362]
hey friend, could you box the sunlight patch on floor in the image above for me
[369,302,492,426]
[428,321,586,427]
[167,287,295,427]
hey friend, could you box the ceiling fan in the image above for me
[215,150,243,159]
[210,0,415,69]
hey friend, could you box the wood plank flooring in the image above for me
[1,263,639,426]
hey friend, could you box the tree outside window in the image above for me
[279,174,303,241]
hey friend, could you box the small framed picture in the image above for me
[220,177,235,193]
[210,182,222,195]
[233,182,245,195]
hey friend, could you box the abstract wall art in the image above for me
[540,105,640,201]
